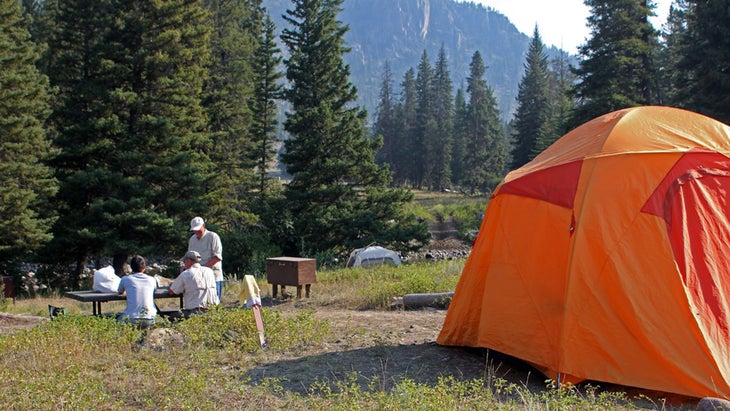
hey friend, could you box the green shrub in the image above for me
[220,228,282,278]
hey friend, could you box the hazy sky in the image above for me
[458,0,674,52]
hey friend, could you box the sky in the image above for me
[458,0,674,52]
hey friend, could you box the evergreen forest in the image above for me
[1,0,728,290]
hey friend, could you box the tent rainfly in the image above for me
[437,106,730,399]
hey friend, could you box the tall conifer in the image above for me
[431,45,454,190]
[394,68,417,186]
[451,87,468,187]
[669,0,730,124]
[0,0,56,264]
[374,61,397,170]
[570,0,660,128]
[510,27,551,169]
[203,0,261,228]
[463,51,504,194]
[280,0,428,256]
[414,51,435,188]
[47,0,213,278]
[250,12,283,206]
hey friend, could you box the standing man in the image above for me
[169,250,219,317]
[188,216,224,300]
[117,255,157,328]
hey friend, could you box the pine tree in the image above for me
[280,0,428,256]
[570,0,660,128]
[47,0,213,278]
[374,61,397,169]
[20,0,56,71]
[511,27,551,170]
[414,50,435,188]
[250,11,283,206]
[546,49,577,139]
[657,0,688,107]
[0,0,56,264]
[430,45,454,190]
[203,0,261,228]
[669,0,730,124]
[394,68,417,186]
[451,87,468,187]
[463,51,505,194]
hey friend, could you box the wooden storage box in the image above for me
[266,257,316,298]
[266,257,316,286]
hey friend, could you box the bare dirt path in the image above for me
[244,306,527,395]
[0,312,46,334]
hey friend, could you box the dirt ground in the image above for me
[244,303,545,397]
[242,303,698,410]
[0,311,47,334]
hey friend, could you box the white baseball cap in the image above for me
[190,216,205,231]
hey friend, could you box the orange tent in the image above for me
[437,106,730,399]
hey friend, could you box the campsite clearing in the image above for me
[0,300,698,409]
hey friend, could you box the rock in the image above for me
[137,328,185,351]
[698,398,730,411]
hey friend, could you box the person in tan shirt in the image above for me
[169,250,219,318]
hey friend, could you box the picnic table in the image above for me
[64,287,182,316]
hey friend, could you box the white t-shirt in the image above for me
[117,273,157,320]
[170,263,219,310]
[188,230,223,281]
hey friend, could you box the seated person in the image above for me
[169,250,219,318]
[117,255,157,328]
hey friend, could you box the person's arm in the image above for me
[169,275,183,295]
[204,256,221,268]
[209,233,222,266]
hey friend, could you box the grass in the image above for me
[312,259,464,309]
[0,260,696,410]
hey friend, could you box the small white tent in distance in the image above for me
[346,245,402,268]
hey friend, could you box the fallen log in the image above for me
[402,292,454,309]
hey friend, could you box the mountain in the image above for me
[263,0,571,121]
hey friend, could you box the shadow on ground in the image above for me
[243,343,699,409]
[243,343,544,395]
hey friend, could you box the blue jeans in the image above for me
[216,281,224,301]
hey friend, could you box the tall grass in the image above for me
[313,260,464,309]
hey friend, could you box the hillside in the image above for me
[263,0,573,120]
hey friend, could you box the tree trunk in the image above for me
[112,253,129,277]
[72,257,86,289]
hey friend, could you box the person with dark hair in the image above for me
[117,255,157,328]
